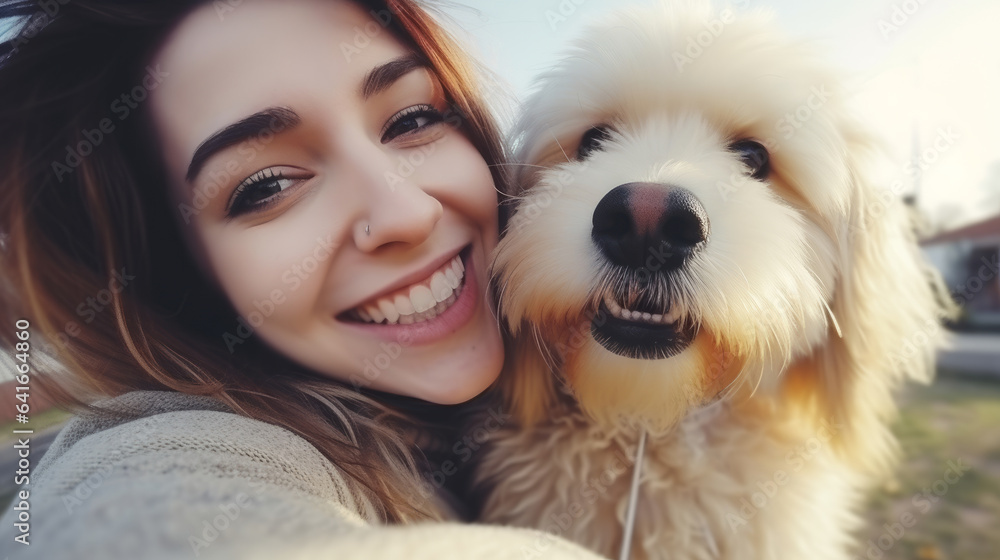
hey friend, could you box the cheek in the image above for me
[424,133,499,240]
[195,223,333,328]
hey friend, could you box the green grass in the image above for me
[855,373,1000,560]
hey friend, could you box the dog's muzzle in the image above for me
[589,182,707,360]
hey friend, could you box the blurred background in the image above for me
[2,1,999,558]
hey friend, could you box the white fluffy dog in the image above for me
[472,3,952,559]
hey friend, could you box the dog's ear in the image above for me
[783,124,956,476]
[498,325,560,427]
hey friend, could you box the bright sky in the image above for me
[446,0,1000,231]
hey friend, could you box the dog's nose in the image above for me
[591,182,709,271]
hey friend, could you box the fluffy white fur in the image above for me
[472,3,953,559]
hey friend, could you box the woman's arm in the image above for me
[0,394,607,559]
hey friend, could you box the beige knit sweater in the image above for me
[0,391,608,560]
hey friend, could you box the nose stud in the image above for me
[365,224,370,236]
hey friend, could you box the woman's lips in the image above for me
[335,245,481,346]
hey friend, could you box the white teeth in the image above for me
[444,268,460,290]
[348,252,467,324]
[394,294,415,316]
[410,285,436,313]
[379,299,400,324]
[366,305,385,324]
[603,294,677,325]
[430,272,453,301]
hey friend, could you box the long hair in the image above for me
[0,0,510,522]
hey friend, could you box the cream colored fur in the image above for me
[473,2,954,559]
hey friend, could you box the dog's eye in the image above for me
[577,125,612,160]
[730,139,770,180]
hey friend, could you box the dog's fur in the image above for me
[472,3,953,559]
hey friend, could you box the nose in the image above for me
[352,160,443,252]
[591,182,709,271]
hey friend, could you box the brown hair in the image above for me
[0,0,509,522]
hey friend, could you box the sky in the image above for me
[1,0,998,230]
[443,0,1000,231]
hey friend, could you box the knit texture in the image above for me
[0,390,608,560]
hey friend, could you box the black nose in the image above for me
[591,182,709,272]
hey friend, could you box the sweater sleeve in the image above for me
[0,395,609,560]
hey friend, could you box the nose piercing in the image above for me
[365,224,370,236]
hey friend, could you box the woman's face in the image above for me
[149,0,504,404]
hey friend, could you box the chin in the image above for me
[471,3,952,559]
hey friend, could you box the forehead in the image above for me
[149,0,410,174]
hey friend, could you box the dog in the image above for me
[472,3,952,559]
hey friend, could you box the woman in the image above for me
[0,0,606,557]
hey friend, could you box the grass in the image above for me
[855,373,1000,560]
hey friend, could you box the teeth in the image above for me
[603,294,678,325]
[410,285,435,313]
[378,299,400,324]
[445,269,460,290]
[394,293,415,316]
[348,254,467,325]
[430,272,453,301]
[366,305,385,324]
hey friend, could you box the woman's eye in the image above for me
[380,104,445,144]
[227,168,304,217]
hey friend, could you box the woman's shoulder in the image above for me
[32,389,376,519]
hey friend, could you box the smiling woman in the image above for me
[0,0,604,558]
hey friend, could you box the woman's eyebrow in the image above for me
[360,53,428,100]
[185,107,301,182]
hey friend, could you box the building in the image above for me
[922,214,1000,328]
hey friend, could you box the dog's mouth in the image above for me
[591,292,698,360]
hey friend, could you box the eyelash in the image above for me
[380,104,446,143]
[224,105,446,218]
[226,168,301,218]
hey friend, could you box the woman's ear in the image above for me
[783,126,957,476]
